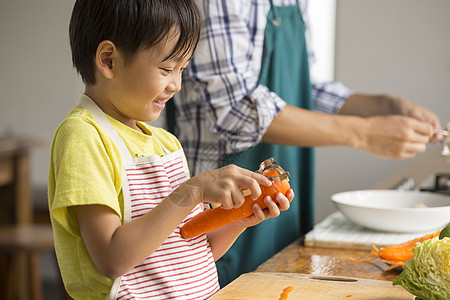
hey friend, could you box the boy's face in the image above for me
[98,31,191,126]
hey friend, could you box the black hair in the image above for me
[69,0,201,85]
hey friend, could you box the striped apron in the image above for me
[78,96,220,299]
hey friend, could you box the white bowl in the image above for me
[331,190,450,233]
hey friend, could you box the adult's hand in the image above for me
[263,102,434,159]
[340,93,442,142]
[355,114,433,159]
[387,95,442,143]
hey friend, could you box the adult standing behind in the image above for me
[169,0,441,286]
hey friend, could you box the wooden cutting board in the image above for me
[209,273,415,300]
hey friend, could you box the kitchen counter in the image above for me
[255,237,401,281]
[255,145,450,281]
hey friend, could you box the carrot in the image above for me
[385,230,440,248]
[279,286,294,300]
[180,166,291,239]
[372,244,415,264]
[371,229,440,270]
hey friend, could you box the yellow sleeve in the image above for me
[49,112,123,237]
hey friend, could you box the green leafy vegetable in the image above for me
[393,237,450,300]
[439,224,450,239]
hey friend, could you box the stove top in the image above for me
[419,173,450,195]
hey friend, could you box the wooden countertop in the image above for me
[255,237,401,281]
[255,145,450,281]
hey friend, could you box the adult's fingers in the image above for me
[409,130,432,145]
[399,142,427,159]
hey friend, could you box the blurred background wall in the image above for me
[0,0,449,225]
[315,0,450,222]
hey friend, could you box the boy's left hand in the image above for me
[239,189,294,227]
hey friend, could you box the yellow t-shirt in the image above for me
[48,104,183,299]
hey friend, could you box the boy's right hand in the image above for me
[172,164,273,209]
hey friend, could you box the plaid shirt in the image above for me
[173,0,352,175]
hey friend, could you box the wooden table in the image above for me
[0,135,46,224]
[255,144,450,281]
[0,135,47,300]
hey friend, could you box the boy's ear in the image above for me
[95,40,119,80]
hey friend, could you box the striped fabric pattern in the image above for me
[116,155,220,299]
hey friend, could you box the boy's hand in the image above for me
[238,189,294,228]
[171,164,272,208]
[199,164,273,209]
[205,186,293,261]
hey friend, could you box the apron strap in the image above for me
[268,0,301,26]
[77,95,133,299]
[77,95,133,165]
[154,138,172,155]
[268,0,281,26]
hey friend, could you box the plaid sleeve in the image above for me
[312,81,353,114]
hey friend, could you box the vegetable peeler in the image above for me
[257,157,290,183]
[241,157,290,197]
[435,128,450,160]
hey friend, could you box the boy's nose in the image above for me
[167,74,182,93]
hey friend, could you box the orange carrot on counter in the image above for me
[371,229,440,270]
[385,230,440,248]
[180,165,291,239]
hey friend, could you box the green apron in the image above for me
[216,0,315,287]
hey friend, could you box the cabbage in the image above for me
[393,237,450,300]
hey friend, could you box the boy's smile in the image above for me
[86,29,191,132]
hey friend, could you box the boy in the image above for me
[48,0,294,299]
